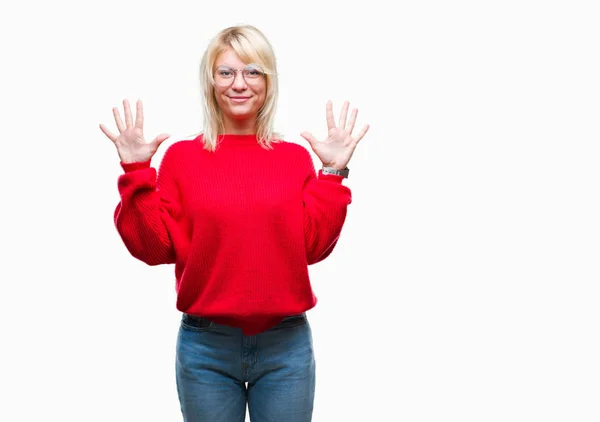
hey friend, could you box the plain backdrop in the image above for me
[1,0,599,421]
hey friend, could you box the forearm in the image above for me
[304,171,352,264]
[114,162,177,265]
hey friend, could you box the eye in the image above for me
[215,66,234,76]
[218,69,233,77]
[244,67,263,78]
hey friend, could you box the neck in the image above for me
[223,117,256,134]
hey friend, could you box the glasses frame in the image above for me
[212,64,272,87]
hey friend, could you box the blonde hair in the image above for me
[198,24,281,151]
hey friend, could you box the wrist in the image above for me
[322,162,347,171]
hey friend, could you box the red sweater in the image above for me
[114,134,351,335]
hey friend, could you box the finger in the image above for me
[152,133,171,147]
[354,124,370,144]
[346,108,358,134]
[112,107,125,133]
[123,99,133,128]
[338,100,349,129]
[99,124,117,142]
[135,99,144,129]
[325,100,336,131]
[300,131,318,149]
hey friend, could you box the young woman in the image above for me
[99,24,369,422]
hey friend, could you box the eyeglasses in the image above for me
[213,64,267,87]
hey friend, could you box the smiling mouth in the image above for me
[228,96,251,103]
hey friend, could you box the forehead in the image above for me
[214,48,247,67]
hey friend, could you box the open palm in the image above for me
[99,99,170,163]
[301,100,369,170]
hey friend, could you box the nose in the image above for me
[231,70,247,91]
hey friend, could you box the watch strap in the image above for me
[321,166,350,178]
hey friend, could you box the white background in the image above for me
[1,0,599,421]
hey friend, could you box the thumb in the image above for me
[152,133,171,147]
[300,131,318,149]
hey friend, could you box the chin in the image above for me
[230,113,256,122]
[228,107,257,118]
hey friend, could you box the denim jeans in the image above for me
[175,312,316,422]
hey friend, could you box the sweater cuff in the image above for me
[120,160,152,173]
[317,169,345,184]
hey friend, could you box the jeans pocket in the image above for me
[180,314,214,332]
[274,313,307,329]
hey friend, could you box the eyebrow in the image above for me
[216,63,247,67]
[215,63,260,68]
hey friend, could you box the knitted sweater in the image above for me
[114,134,351,335]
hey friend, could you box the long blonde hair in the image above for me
[197,25,281,151]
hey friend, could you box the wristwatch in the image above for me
[321,166,350,178]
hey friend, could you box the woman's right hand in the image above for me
[100,99,170,163]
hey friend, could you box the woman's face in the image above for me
[213,48,267,131]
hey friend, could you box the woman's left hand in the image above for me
[301,100,369,170]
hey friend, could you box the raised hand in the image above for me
[99,99,170,163]
[300,100,369,170]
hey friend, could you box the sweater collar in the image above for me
[216,133,260,146]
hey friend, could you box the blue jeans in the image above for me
[175,312,316,422]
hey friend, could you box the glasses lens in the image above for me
[243,66,264,83]
[214,66,234,86]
